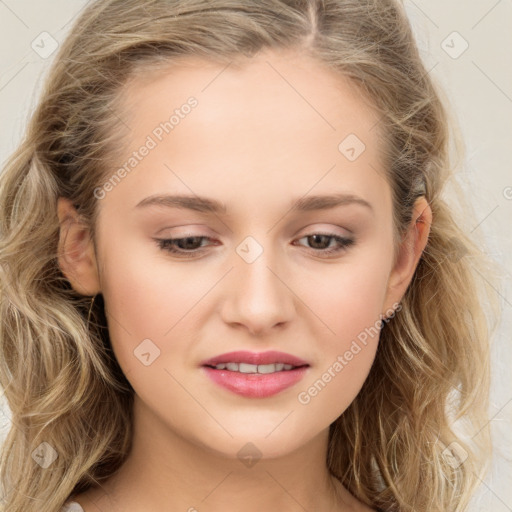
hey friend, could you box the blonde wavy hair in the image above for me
[0,1,501,511]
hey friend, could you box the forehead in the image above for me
[118,49,382,148]
[103,49,389,217]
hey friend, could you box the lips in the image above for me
[200,350,310,398]
[200,350,309,368]
[209,362,296,373]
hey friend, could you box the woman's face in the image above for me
[63,49,418,459]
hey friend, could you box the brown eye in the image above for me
[294,233,354,256]
[155,236,214,257]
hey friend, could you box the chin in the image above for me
[190,423,318,462]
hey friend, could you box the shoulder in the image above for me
[61,502,85,512]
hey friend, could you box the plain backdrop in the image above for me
[0,1,511,509]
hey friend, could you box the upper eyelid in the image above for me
[156,223,353,237]
[156,231,350,241]
[156,231,354,246]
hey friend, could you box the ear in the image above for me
[57,197,101,296]
[382,196,432,316]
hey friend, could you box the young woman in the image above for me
[0,1,500,511]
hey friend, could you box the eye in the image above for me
[293,233,355,256]
[154,232,354,258]
[154,235,215,257]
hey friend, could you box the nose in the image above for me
[220,244,295,337]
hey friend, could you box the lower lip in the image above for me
[201,366,309,398]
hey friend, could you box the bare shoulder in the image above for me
[65,486,108,512]
[61,501,85,511]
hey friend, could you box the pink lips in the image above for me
[200,350,309,367]
[200,350,310,398]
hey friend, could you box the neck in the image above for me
[84,395,355,512]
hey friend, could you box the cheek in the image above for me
[293,246,392,418]
[307,245,392,350]
[97,236,200,377]
[98,232,238,395]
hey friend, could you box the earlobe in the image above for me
[57,197,101,296]
[382,197,432,313]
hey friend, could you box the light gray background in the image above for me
[0,1,510,509]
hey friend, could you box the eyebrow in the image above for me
[134,193,373,214]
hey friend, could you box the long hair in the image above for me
[0,1,501,510]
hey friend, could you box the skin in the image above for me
[57,49,431,512]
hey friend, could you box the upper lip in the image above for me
[201,350,310,367]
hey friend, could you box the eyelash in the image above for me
[154,233,355,258]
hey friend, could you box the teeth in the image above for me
[239,363,258,373]
[256,363,276,374]
[212,362,299,373]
